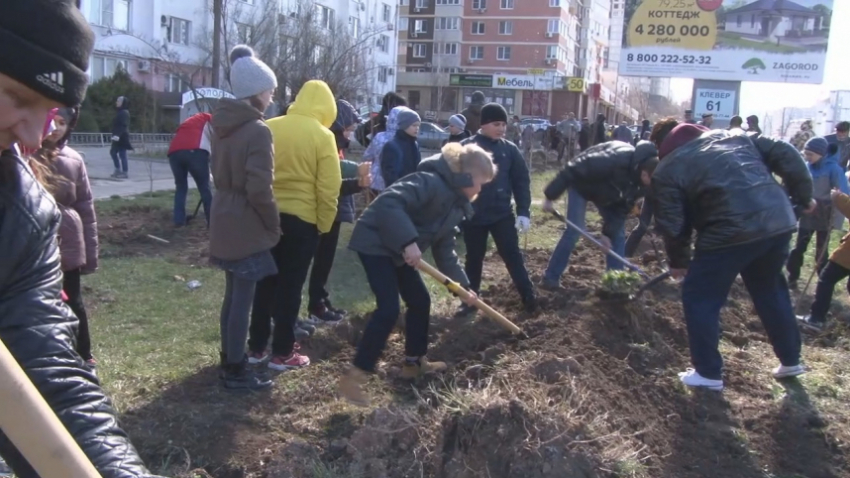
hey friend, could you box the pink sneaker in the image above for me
[268,352,310,371]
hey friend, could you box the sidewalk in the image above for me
[77,146,191,200]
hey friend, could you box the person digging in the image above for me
[540,141,659,289]
[651,124,814,391]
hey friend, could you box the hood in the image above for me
[811,153,840,171]
[117,96,129,110]
[386,107,403,134]
[417,145,475,214]
[632,140,659,175]
[211,98,263,138]
[288,80,337,128]
[471,91,486,105]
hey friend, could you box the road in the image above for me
[76,146,189,200]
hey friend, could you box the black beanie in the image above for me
[480,103,508,126]
[0,0,95,107]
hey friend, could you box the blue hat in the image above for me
[804,137,828,157]
[395,107,421,131]
[449,114,467,129]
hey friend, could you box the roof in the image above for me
[726,0,816,16]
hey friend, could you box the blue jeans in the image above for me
[168,149,212,226]
[543,189,627,284]
[682,232,801,380]
[353,253,431,372]
[110,143,128,172]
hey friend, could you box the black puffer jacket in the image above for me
[651,131,813,268]
[461,134,531,225]
[0,151,159,478]
[545,141,658,216]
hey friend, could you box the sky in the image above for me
[669,0,848,113]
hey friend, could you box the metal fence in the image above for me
[69,133,175,147]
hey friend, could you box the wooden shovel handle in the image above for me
[417,261,523,335]
[0,338,102,478]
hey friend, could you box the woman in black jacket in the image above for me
[110,96,133,178]
[0,0,161,476]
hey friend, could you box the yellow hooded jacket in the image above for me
[266,80,341,233]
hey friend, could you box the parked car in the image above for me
[519,117,551,132]
[418,121,450,150]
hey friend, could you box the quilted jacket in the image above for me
[0,150,160,478]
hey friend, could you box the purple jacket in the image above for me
[53,146,98,273]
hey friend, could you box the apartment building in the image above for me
[396,0,586,123]
[78,0,397,116]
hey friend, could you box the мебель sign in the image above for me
[618,0,834,84]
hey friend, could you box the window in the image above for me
[377,35,389,52]
[547,19,558,34]
[413,19,428,33]
[316,5,335,29]
[349,17,360,37]
[470,45,484,60]
[88,55,128,83]
[236,22,253,43]
[166,74,188,93]
[549,0,560,6]
[169,17,191,45]
[415,0,430,8]
[471,21,485,34]
[497,46,511,60]
[472,0,486,9]
[378,66,389,83]
[436,0,460,4]
[89,0,131,31]
[435,17,460,30]
[498,20,512,35]
[382,3,392,22]
[442,42,458,55]
[399,17,409,30]
[546,45,557,59]
[413,43,427,57]
[500,0,514,9]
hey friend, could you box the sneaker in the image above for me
[678,369,724,391]
[456,303,477,317]
[796,315,825,332]
[116,172,129,179]
[295,326,311,342]
[223,360,273,391]
[324,298,348,317]
[773,364,806,379]
[306,304,344,325]
[268,351,310,371]
[539,279,561,292]
[247,350,269,364]
[84,357,97,369]
[338,366,370,407]
[401,356,447,379]
[296,320,317,335]
[110,169,121,178]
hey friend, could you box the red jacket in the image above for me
[168,113,212,155]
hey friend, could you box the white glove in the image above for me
[515,216,530,234]
[111,135,120,142]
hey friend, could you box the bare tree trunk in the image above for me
[212,0,223,88]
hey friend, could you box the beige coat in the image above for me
[208,99,280,261]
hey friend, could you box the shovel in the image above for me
[417,261,525,337]
[548,209,671,300]
[185,198,204,224]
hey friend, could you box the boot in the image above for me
[338,366,370,407]
[401,356,447,379]
[223,359,273,391]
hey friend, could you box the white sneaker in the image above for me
[773,364,806,379]
[678,368,724,391]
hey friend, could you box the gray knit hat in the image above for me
[449,114,467,130]
[229,45,277,100]
[396,107,421,131]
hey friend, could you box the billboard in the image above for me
[618,0,834,84]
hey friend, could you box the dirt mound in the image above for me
[98,202,208,264]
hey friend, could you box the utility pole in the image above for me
[211,0,223,88]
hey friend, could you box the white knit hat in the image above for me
[228,45,277,100]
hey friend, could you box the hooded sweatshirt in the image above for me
[209,98,280,261]
[800,152,850,231]
[266,80,341,233]
[364,106,402,191]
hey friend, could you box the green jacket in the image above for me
[348,153,473,286]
